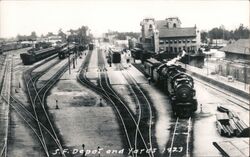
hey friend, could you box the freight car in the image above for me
[89,43,94,50]
[20,46,61,65]
[108,48,121,63]
[0,42,23,53]
[145,58,197,117]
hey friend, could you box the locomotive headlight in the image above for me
[176,84,192,99]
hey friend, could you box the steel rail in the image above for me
[98,72,134,157]
[97,49,152,156]
[102,72,152,157]
[24,72,49,157]
[122,69,154,157]
[0,57,12,157]
[30,60,71,157]
[168,117,179,157]
[194,78,249,111]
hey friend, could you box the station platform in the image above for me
[178,62,250,100]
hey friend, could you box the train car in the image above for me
[20,47,59,65]
[0,42,23,52]
[144,58,161,79]
[144,59,197,117]
[112,51,121,63]
[89,43,94,50]
[78,44,88,51]
[156,64,197,117]
[58,44,75,59]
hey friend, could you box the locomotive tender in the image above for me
[58,44,76,59]
[144,58,197,117]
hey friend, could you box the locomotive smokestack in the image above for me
[166,50,186,66]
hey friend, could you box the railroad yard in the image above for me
[0,42,249,157]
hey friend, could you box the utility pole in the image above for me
[244,47,247,90]
[206,53,209,75]
[68,43,71,74]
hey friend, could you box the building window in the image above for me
[178,40,182,43]
[149,24,153,29]
[187,40,190,43]
[179,47,182,52]
[165,40,169,44]
[166,47,169,52]
[174,47,177,52]
[169,40,173,44]
[173,23,176,28]
[159,40,164,44]
[174,40,177,44]
[192,39,196,43]
[170,47,173,52]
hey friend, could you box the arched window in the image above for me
[149,24,153,29]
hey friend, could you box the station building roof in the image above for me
[155,20,196,38]
[220,39,250,55]
[158,27,196,38]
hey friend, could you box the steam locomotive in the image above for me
[144,58,197,117]
[58,44,76,59]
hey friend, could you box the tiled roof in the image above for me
[156,20,167,29]
[155,20,196,38]
[158,27,196,38]
[220,39,250,55]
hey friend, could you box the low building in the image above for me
[220,39,250,61]
[210,39,228,48]
[217,39,250,83]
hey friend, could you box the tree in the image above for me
[66,26,93,44]
[46,32,55,37]
[30,31,37,41]
[58,29,66,42]
[233,24,249,40]
[200,31,208,43]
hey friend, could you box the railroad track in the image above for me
[120,67,156,157]
[23,57,72,157]
[164,117,193,157]
[194,78,249,111]
[0,56,12,157]
[77,49,154,157]
[0,55,58,157]
[97,49,155,157]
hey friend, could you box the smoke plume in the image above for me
[166,50,186,66]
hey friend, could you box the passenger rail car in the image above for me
[20,46,62,65]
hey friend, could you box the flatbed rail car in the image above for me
[20,46,60,65]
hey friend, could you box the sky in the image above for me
[0,0,249,38]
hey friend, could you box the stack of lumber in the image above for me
[216,106,249,137]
